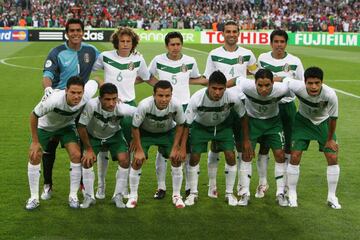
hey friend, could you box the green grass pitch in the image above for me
[0,41,359,239]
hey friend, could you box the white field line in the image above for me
[0,56,44,70]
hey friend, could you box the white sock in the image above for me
[97,151,108,189]
[207,151,219,188]
[284,153,291,187]
[327,165,340,200]
[239,160,252,195]
[69,162,81,199]
[257,154,269,186]
[184,154,191,191]
[28,162,40,200]
[82,167,95,198]
[129,167,141,198]
[171,165,183,197]
[287,164,300,200]
[274,162,286,196]
[236,152,242,191]
[225,163,237,194]
[188,164,200,194]
[155,151,166,190]
[114,165,129,197]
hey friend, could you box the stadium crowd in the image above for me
[0,0,359,32]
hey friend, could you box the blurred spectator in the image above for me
[0,0,357,32]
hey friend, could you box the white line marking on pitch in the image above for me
[333,88,360,99]
[0,56,44,70]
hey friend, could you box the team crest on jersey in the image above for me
[128,62,135,71]
[238,56,243,64]
[84,53,90,63]
[45,60,52,68]
[181,64,188,72]
[318,101,328,108]
[283,63,290,72]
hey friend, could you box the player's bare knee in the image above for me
[274,149,285,163]
[290,151,302,165]
[69,150,81,163]
[190,154,200,166]
[171,160,181,168]
[224,151,235,166]
[325,153,338,165]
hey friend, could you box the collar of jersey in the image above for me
[65,41,83,51]
[166,53,183,61]
[271,51,288,59]
[222,46,238,52]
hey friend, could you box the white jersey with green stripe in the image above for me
[33,80,98,132]
[287,79,338,125]
[79,97,136,139]
[92,50,150,102]
[258,51,304,103]
[149,53,200,105]
[185,88,246,127]
[132,96,185,133]
[204,46,257,81]
[237,78,290,119]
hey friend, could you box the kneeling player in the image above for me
[130,81,186,208]
[77,83,136,208]
[286,67,341,209]
[26,76,98,210]
[183,70,251,207]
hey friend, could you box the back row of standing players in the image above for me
[25,18,341,210]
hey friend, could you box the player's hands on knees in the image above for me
[29,142,42,163]
[81,149,96,168]
[134,150,146,166]
[169,148,181,164]
[129,140,137,152]
[325,139,338,152]
[242,139,254,161]
[178,146,187,162]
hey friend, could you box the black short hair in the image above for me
[208,70,227,86]
[154,80,173,94]
[165,31,183,46]
[65,18,84,33]
[270,29,288,43]
[66,76,85,89]
[304,67,324,82]
[100,83,118,98]
[255,69,274,82]
[224,20,239,32]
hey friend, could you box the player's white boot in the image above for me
[208,186,218,199]
[238,194,250,206]
[80,194,96,209]
[95,185,106,200]
[172,195,185,208]
[112,193,125,208]
[69,196,80,209]
[25,198,40,210]
[126,195,138,208]
[41,184,52,200]
[276,193,288,207]
[327,197,341,209]
[184,193,198,206]
[225,193,238,206]
[288,195,298,208]
[255,184,269,198]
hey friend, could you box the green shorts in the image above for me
[89,130,128,161]
[37,125,79,151]
[279,101,297,152]
[249,115,284,150]
[291,113,337,153]
[190,119,234,154]
[121,100,136,144]
[231,109,243,144]
[140,128,175,159]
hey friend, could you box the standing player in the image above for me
[148,31,204,199]
[286,67,341,209]
[77,83,136,208]
[255,29,304,198]
[236,69,289,207]
[26,77,98,210]
[183,71,251,206]
[40,18,99,200]
[92,27,151,200]
[129,81,187,208]
[203,20,257,198]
